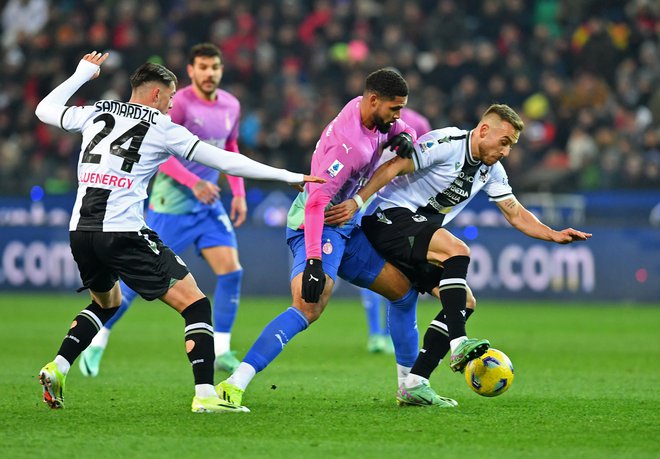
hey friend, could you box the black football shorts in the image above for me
[69,228,190,300]
[361,207,445,294]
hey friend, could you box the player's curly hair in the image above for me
[189,43,222,65]
[483,104,525,132]
[130,63,178,89]
[365,68,408,100]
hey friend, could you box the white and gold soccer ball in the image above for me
[464,348,514,397]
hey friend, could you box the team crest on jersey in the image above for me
[322,240,333,254]
[412,214,427,223]
[479,167,489,183]
[326,160,344,177]
[419,140,435,153]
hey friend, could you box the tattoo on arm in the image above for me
[504,199,517,210]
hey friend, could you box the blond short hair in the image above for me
[483,104,524,132]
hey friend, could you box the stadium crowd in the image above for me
[1,0,659,196]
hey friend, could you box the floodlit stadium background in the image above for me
[0,0,658,301]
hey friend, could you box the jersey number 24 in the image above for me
[81,113,149,173]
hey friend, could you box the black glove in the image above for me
[301,258,326,303]
[384,132,414,159]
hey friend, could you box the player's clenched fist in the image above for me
[384,132,414,159]
[301,259,326,303]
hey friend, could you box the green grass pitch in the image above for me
[1,294,658,459]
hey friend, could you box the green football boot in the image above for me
[39,362,66,409]
[367,335,388,353]
[191,395,249,413]
[79,345,105,377]
[396,381,458,408]
[216,380,245,406]
[450,338,490,373]
[214,351,241,373]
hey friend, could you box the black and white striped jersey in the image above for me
[365,127,514,226]
[59,100,200,231]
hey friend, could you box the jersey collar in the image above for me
[465,130,480,166]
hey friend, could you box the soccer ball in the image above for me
[464,348,514,397]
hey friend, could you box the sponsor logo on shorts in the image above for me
[412,214,427,223]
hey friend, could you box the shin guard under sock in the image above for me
[57,302,119,365]
[439,255,470,340]
[181,297,215,386]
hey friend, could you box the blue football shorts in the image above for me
[287,226,385,288]
[146,205,237,256]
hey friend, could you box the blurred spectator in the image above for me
[2,0,50,50]
[2,0,659,196]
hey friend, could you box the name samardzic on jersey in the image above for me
[94,101,159,125]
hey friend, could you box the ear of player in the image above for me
[301,259,326,303]
[384,132,414,159]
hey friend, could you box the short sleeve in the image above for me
[484,163,514,202]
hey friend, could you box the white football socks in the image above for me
[54,355,71,375]
[396,363,412,387]
[403,373,429,389]
[195,384,217,398]
[214,332,231,357]
[89,327,111,348]
[227,362,256,390]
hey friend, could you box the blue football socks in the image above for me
[212,269,243,333]
[361,288,385,336]
[387,287,419,367]
[243,307,309,372]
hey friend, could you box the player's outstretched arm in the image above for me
[324,155,413,226]
[159,156,220,204]
[496,197,592,244]
[35,51,109,127]
[190,141,325,186]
